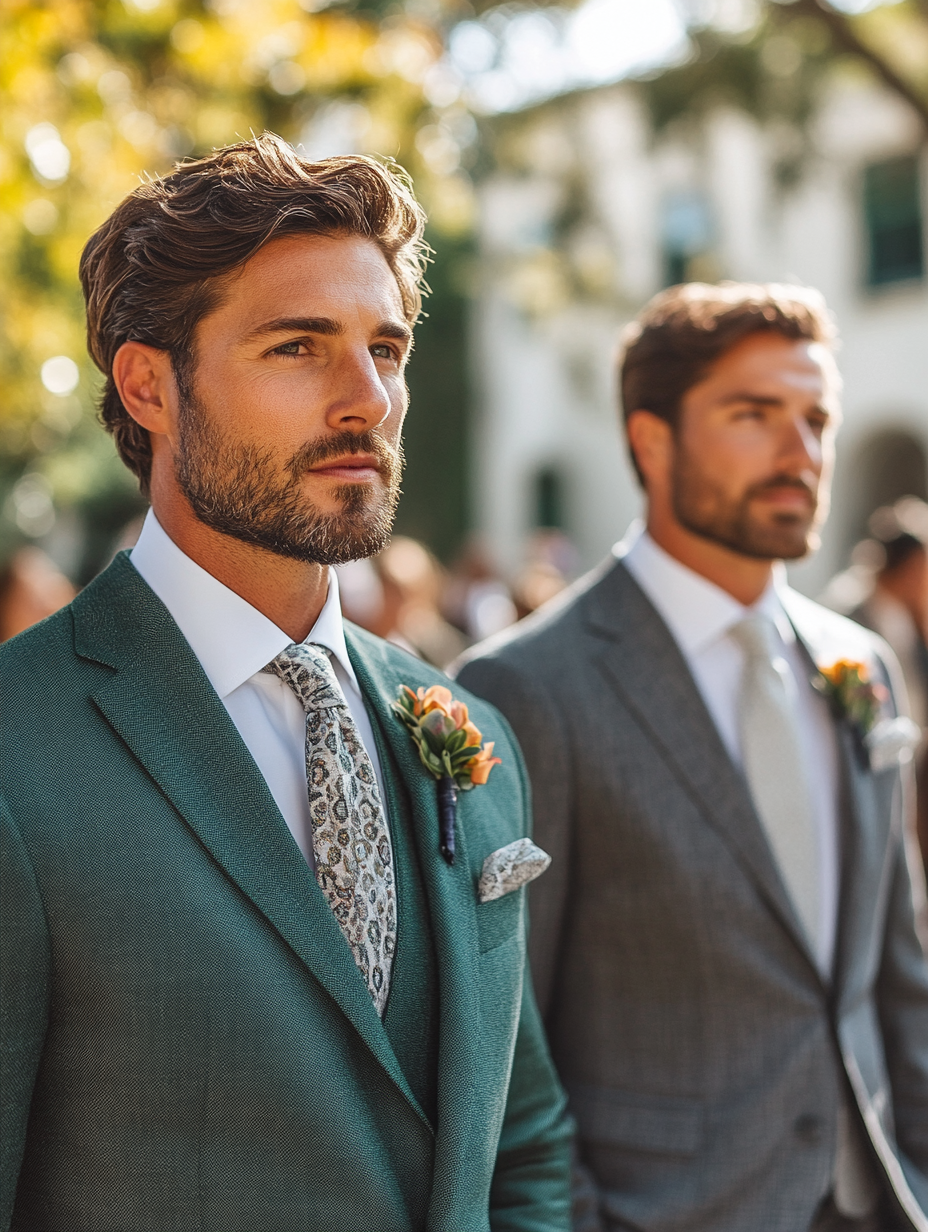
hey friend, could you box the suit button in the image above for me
[794,1114,824,1144]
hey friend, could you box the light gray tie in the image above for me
[731,613,820,955]
[267,642,396,1017]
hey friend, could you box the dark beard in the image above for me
[174,392,404,566]
[671,446,820,561]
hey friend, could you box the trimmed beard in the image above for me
[671,444,822,561]
[174,387,404,566]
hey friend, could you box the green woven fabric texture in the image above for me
[0,552,572,1232]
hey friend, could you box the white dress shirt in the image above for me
[130,509,387,867]
[619,524,840,976]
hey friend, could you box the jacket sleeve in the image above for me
[0,796,50,1230]
[489,968,574,1232]
[480,698,573,1231]
[456,655,572,1019]
[876,815,928,1183]
[870,639,928,1191]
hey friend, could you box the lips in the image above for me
[308,453,382,481]
[749,479,816,508]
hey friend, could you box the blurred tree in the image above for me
[644,0,927,140]
[3,0,924,580]
[1,0,477,577]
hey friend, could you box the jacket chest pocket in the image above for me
[476,886,524,954]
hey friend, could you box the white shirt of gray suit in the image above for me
[130,508,389,868]
[620,523,880,1217]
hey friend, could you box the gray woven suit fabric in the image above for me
[267,642,396,1016]
[456,556,928,1232]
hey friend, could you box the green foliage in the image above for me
[0,0,475,572]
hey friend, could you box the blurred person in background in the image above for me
[444,537,518,643]
[377,536,468,668]
[850,499,928,732]
[512,531,576,622]
[338,537,467,669]
[0,547,75,642]
[852,499,928,871]
[458,283,928,1232]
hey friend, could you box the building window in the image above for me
[661,191,713,287]
[534,467,565,530]
[863,155,924,287]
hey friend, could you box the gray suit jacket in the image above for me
[457,556,928,1232]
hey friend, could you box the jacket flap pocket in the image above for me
[567,1081,705,1156]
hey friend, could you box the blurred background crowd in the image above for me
[2,0,926,852]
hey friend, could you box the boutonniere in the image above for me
[393,684,501,865]
[813,658,887,736]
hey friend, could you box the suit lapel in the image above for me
[780,592,896,1002]
[345,627,484,1204]
[586,561,821,973]
[72,553,419,1116]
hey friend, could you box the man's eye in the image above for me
[273,340,305,356]
[371,344,397,360]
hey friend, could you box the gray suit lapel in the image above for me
[780,592,897,1003]
[586,560,821,974]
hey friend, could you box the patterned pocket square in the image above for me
[478,838,552,904]
[865,716,922,772]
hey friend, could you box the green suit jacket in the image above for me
[0,553,572,1232]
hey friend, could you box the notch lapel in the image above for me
[344,628,485,1210]
[586,561,821,974]
[779,591,896,1003]
[72,554,419,1117]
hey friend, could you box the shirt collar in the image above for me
[129,509,358,699]
[617,524,794,655]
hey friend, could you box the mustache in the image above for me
[286,429,399,480]
[745,473,817,502]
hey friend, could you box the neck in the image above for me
[645,510,774,607]
[151,494,329,644]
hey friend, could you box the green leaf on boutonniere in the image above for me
[816,658,887,735]
[392,683,502,790]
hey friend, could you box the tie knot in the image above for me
[730,612,781,662]
[266,642,343,712]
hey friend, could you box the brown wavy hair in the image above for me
[619,282,838,483]
[80,132,429,493]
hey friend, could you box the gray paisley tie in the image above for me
[267,642,396,1016]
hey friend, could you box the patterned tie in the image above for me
[267,643,396,1016]
[731,613,820,957]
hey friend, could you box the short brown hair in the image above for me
[619,281,837,480]
[80,133,429,492]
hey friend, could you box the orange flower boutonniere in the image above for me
[393,684,502,864]
[815,658,887,736]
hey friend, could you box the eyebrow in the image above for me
[244,316,413,346]
[719,393,785,407]
[719,392,831,414]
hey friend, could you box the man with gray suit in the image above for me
[457,283,928,1232]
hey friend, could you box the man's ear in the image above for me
[111,342,177,436]
[626,409,673,491]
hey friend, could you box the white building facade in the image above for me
[471,72,928,595]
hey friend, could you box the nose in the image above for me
[324,347,393,434]
[780,411,823,477]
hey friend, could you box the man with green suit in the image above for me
[0,134,571,1232]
